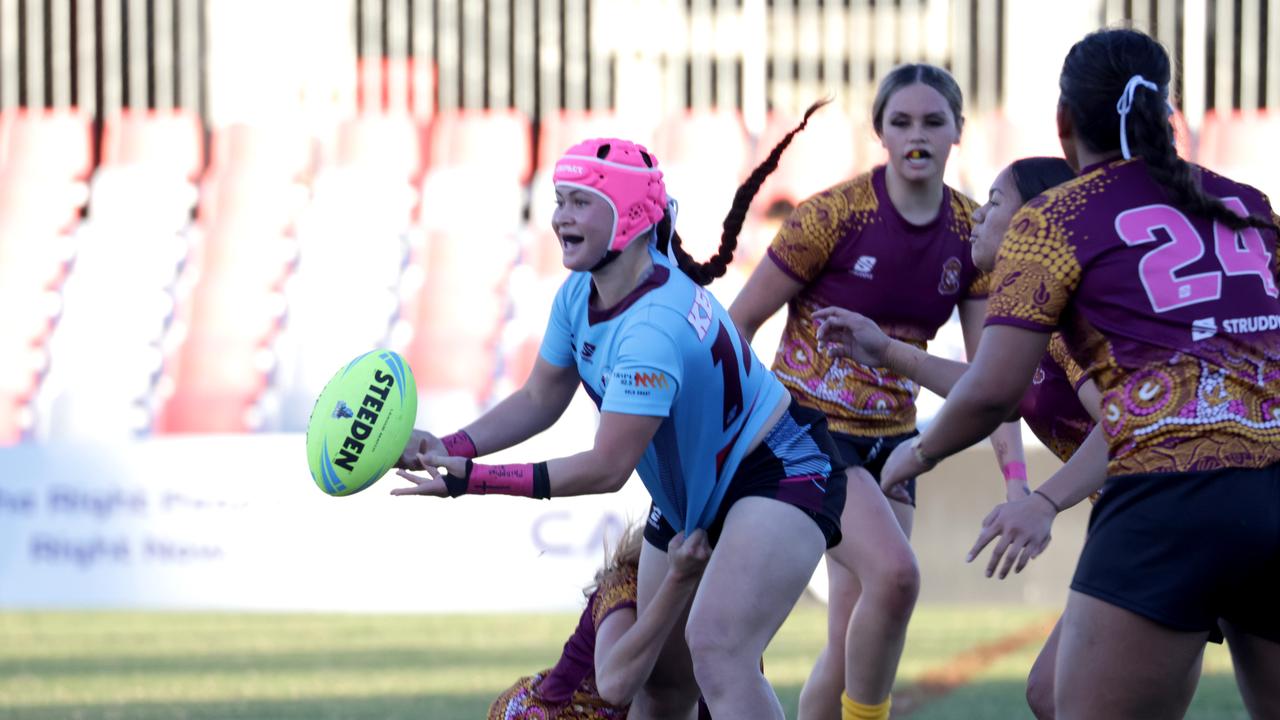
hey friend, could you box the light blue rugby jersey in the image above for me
[539,245,788,532]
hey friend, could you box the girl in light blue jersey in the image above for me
[392,107,912,720]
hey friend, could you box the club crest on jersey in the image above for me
[938,257,962,295]
[851,255,877,279]
[580,342,597,362]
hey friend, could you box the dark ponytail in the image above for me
[1060,29,1277,234]
[659,98,832,286]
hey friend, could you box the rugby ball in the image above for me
[306,349,418,496]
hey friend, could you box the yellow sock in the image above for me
[842,691,891,720]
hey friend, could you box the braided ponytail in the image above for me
[660,98,832,286]
[1061,29,1279,235]
[1126,90,1278,234]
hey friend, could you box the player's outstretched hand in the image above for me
[966,494,1055,579]
[812,307,890,367]
[391,468,449,497]
[391,452,469,497]
[397,430,444,470]
[667,529,712,583]
[878,440,921,505]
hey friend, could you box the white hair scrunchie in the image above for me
[1115,74,1161,160]
[663,196,680,266]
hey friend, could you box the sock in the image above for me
[842,691,891,720]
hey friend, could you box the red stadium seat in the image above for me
[401,228,519,423]
[101,108,205,179]
[753,108,859,210]
[0,107,92,180]
[1198,110,1280,191]
[535,109,624,172]
[426,109,532,183]
[653,109,749,176]
[335,112,424,181]
[650,110,750,260]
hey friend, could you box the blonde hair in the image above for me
[584,520,644,597]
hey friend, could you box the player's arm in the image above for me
[728,257,804,342]
[813,307,968,397]
[397,356,580,468]
[879,324,1050,505]
[393,409,661,499]
[459,357,581,454]
[968,421,1109,579]
[960,298,1029,500]
[594,530,711,706]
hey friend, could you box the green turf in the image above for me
[0,605,1249,719]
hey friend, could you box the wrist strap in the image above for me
[445,461,551,499]
[1033,489,1062,513]
[441,430,478,458]
[1002,461,1028,482]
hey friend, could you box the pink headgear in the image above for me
[552,138,668,251]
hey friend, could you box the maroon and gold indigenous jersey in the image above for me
[987,158,1280,476]
[488,565,638,720]
[1019,334,1095,463]
[767,166,988,437]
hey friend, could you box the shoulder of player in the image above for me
[791,172,877,224]
[1195,163,1272,208]
[946,185,981,219]
[556,269,593,299]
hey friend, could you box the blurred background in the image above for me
[0,2,1271,717]
[0,0,1276,609]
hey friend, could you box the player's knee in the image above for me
[867,552,920,621]
[685,622,741,697]
[1025,668,1056,720]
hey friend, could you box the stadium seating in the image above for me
[753,107,859,212]
[652,109,751,261]
[1198,109,1280,193]
[275,111,422,430]
[0,108,93,444]
[153,122,310,433]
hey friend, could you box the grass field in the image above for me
[0,603,1247,719]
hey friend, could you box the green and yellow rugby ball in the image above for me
[306,349,418,496]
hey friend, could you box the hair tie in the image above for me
[1115,74,1162,160]
[664,196,680,265]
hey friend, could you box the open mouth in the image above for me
[561,234,585,246]
[905,148,932,161]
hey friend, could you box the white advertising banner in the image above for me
[0,429,653,613]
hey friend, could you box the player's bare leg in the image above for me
[1030,614,1205,719]
[1055,591,1204,719]
[1026,617,1061,719]
[686,497,825,719]
[1220,620,1280,719]
[802,468,919,717]
[797,553,860,719]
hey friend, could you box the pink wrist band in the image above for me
[471,463,536,496]
[1002,462,1028,482]
[441,430,478,458]
[443,461,551,499]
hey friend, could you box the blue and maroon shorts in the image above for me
[645,403,848,551]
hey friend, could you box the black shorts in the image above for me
[1071,463,1280,643]
[830,430,919,506]
[645,403,848,551]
